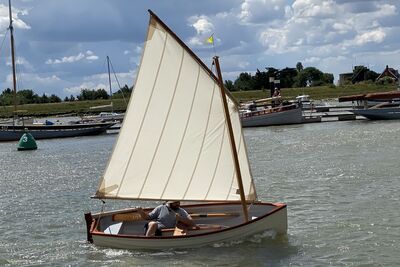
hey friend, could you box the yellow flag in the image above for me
[206,35,214,44]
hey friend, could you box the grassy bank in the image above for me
[0,83,398,118]
[232,83,398,102]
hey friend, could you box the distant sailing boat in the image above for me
[0,0,114,142]
[85,56,125,122]
[84,10,287,249]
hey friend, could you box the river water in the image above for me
[0,120,399,266]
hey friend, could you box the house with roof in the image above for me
[376,65,399,83]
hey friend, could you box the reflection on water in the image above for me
[1,120,399,266]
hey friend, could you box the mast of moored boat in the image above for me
[8,0,18,117]
[106,56,113,113]
[213,56,249,222]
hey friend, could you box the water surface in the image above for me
[0,120,399,266]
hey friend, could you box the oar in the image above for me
[112,212,240,222]
[190,212,240,218]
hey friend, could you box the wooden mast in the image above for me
[8,0,18,115]
[106,56,113,113]
[213,56,249,222]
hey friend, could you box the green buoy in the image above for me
[17,128,37,151]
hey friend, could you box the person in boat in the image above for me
[272,88,282,107]
[136,200,198,236]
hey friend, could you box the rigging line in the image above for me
[115,28,169,197]
[0,30,9,57]
[137,45,186,198]
[182,82,217,200]
[160,58,201,199]
[109,59,128,106]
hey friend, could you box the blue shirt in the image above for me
[148,204,190,229]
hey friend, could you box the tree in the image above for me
[294,67,323,87]
[224,80,235,91]
[296,62,303,72]
[0,88,14,105]
[279,67,297,88]
[322,73,334,84]
[95,89,109,100]
[40,93,49,103]
[233,72,255,91]
[113,84,133,99]
[253,69,269,90]
[49,94,61,103]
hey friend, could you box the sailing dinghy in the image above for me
[85,10,287,250]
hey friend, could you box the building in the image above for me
[339,65,373,85]
[376,65,399,83]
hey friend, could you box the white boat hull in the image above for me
[241,106,302,127]
[87,202,287,250]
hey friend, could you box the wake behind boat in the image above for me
[85,10,287,250]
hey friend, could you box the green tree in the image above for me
[0,88,13,105]
[224,80,235,91]
[49,94,61,103]
[234,72,255,91]
[113,84,133,99]
[253,69,269,90]
[294,67,324,87]
[40,93,49,103]
[296,62,303,72]
[279,67,297,88]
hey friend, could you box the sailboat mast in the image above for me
[8,0,17,114]
[213,56,249,222]
[106,56,113,113]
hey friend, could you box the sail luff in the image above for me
[114,28,168,198]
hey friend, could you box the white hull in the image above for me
[241,106,302,127]
[87,202,287,250]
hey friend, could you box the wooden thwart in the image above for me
[169,224,227,236]
[112,212,240,222]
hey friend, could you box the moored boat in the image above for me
[240,102,302,127]
[339,91,400,120]
[0,122,114,141]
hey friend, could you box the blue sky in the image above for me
[0,0,399,97]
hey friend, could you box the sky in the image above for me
[0,0,399,98]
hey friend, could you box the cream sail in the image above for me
[95,16,256,202]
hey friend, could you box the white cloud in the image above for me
[0,4,30,31]
[353,29,386,46]
[189,15,214,35]
[239,0,287,24]
[292,0,337,18]
[45,50,98,65]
